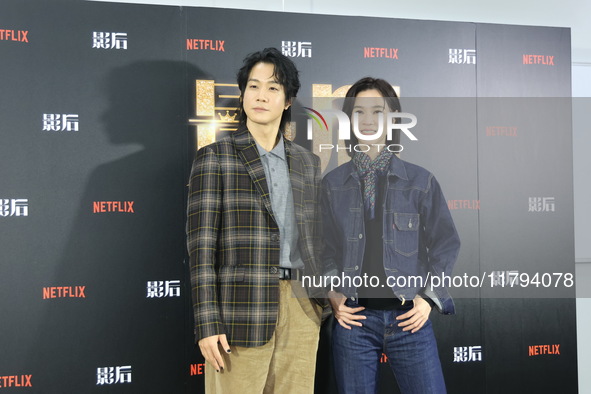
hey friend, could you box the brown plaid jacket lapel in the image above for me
[233,127,275,221]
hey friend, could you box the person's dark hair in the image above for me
[342,77,401,156]
[237,47,300,134]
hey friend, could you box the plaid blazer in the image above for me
[187,126,322,347]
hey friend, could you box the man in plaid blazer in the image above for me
[187,48,324,393]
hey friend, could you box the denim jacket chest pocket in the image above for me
[392,213,420,256]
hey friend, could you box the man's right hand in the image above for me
[198,334,231,372]
[328,291,366,329]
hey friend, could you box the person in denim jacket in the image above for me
[321,77,460,394]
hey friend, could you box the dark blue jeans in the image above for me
[332,302,446,394]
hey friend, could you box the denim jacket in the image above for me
[320,155,460,315]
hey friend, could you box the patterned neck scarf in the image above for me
[352,149,393,219]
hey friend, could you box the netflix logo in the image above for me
[364,47,398,59]
[186,39,225,51]
[486,126,517,137]
[448,200,480,210]
[190,363,205,376]
[0,375,32,388]
[528,344,560,356]
[43,286,86,299]
[0,29,29,43]
[523,54,554,65]
[92,201,134,213]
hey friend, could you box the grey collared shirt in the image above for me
[256,137,304,269]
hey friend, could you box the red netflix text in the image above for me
[190,363,205,375]
[486,126,517,137]
[186,39,225,51]
[364,47,398,59]
[523,55,554,65]
[0,29,29,43]
[528,344,560,356]
[0,375,32,388]
[43,286,86,299]
[448,200,480,210]
[92,201,134,213]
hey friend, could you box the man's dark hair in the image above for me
[342,77,401,156]
[237,47,300,134]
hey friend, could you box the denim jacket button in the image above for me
[354,265,359,270]
[358,233,363,239]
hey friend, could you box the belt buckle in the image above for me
[279,267,291,280]
[279,267,302,280]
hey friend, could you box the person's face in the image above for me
[353,89,389,146]
[243,62,290,132]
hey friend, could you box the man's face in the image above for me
[243,62,289,132]
[353,89,389,146]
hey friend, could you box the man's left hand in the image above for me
[396,296,432,333]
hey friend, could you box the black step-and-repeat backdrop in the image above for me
[0,1,576,393]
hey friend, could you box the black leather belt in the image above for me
[278,267,302,280]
